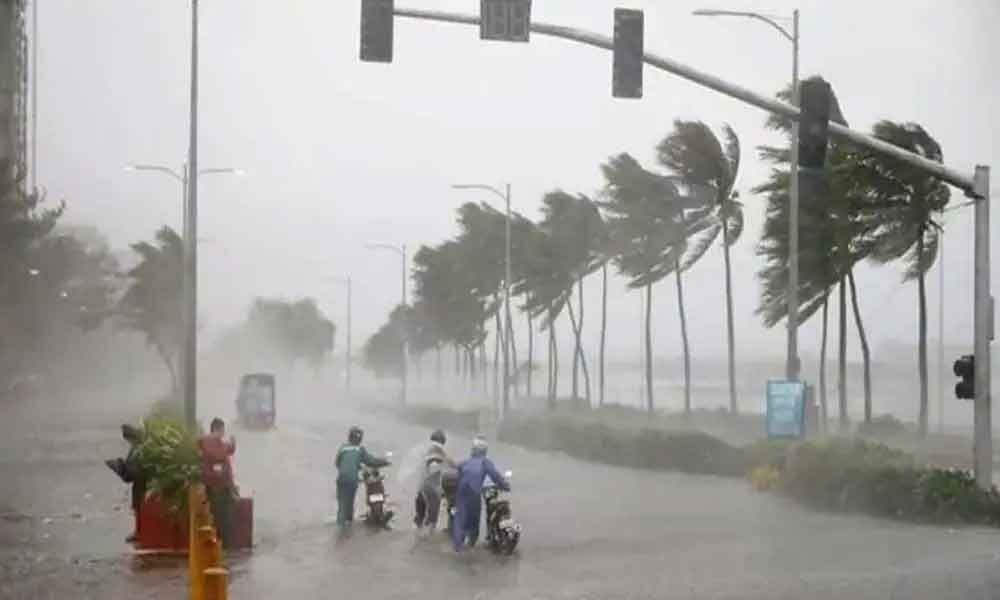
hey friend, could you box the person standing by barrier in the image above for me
[198,418,237,549]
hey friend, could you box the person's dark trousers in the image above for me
[414,485,441,528]
[414,490,426,527]
[207,487,234,549]
[337,480,358,527]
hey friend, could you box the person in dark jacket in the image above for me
[452,436,509,553]
[198,418,237,549]
[334,426,390,529]
[105,424,146,543]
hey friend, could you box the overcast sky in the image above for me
[34,0,1000,371]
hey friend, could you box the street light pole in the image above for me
[184,0,200,429]
[692,7,800,381]
[366,243,408,405]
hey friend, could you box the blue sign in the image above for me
[766,380,807,439]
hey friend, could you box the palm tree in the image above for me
[754,76,875,428]
[116,226,183,394]
[656,120,744,414]
[600,153,713,413]
[848,121,950,437]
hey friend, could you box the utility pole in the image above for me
[972,166,992,488]
[346,275,352,394]
[503,183,512,416]
[30,0,36,190]
[183,0,199,429]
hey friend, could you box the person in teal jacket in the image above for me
[335,426,390,529]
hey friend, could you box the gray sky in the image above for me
[35,0,1000,369]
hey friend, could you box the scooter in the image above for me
[441,469,458,533]
[361,451,394,529]
[483,470,520,555]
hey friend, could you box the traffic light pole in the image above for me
[973,166,992,488]
[388,5,993,486]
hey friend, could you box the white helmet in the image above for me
[471,435,488,456]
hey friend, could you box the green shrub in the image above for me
[136,415,201,513]
[856,414,908,439]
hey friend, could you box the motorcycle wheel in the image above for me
[370,503,383,525]
[497,529,519,555]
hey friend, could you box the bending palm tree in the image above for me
[657,120,744,414]
[849,121,950,437]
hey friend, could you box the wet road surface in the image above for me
[4,394,1000,599]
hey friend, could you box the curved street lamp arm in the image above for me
[451,183,507,204]
[366,243,404,257]
[124,164,184,183]
[692,9,793,42]
[199,167,246,177]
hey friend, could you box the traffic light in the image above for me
[360,0,394,63]
[954,354,975,400]
[612,8,644,99]
[480,0,531,42]
[797,79,831,169]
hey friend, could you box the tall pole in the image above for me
[346,276,352,394]
[183,0,199,429]
[786,9,800,381]
[401,244,407,406]
[503,183,512,416]
[938,228,945,434]
[30,0,37,190]
[972,165,992,489]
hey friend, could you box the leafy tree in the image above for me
[363,304,409,380]
[246,297,336,373]
[115,227,184,393]
[657,120,744,414]
[847,121,950,437]
[754,76,873,430]
[600,154,713,413]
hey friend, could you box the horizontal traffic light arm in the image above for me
[392,6,980,196]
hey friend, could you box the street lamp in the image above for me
[694,7,800,381]
[366,242,407,405]
[124,161,243,427]
[325,275,353,395]
[452,183,513,417]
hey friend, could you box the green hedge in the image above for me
[777,438,1000,526]
[498,414,751,476]
[391,405,1000,527]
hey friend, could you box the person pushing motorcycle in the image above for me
[335,426,390,530]
[452,435,509,553]
[414,429,456,536]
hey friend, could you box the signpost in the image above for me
[766,380,807,439]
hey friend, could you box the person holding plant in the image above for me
[198,417,237,549]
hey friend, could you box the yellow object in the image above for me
[189,484,227,600]
[204,567,229,600]
[749,465,781,491]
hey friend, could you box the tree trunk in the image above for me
[918,236,929,438]
[566,284,592,406]
[546,318,553,407]
[675,261,692,416]
[819,295,829,434]
[156,344,179,399]
[570,298,580,400]
[722,223,738,414]
[547,311,559,410]
[599,263,608,408]
[847,270,873,424]
[435,346,442,388]
[645,282,654,413]
[527,315,534,399]
[579,276,591,404]
[838,276,848,432]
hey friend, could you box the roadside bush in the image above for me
[775,437,1000,526]
[856,414,907,439]
[135,415,201,513]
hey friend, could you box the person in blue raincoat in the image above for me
[452,435,510,553]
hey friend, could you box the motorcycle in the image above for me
[441,468,458,533]
[361,451,395,529]
[483,470,520,555]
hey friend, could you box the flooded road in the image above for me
[4,393,1000,599]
